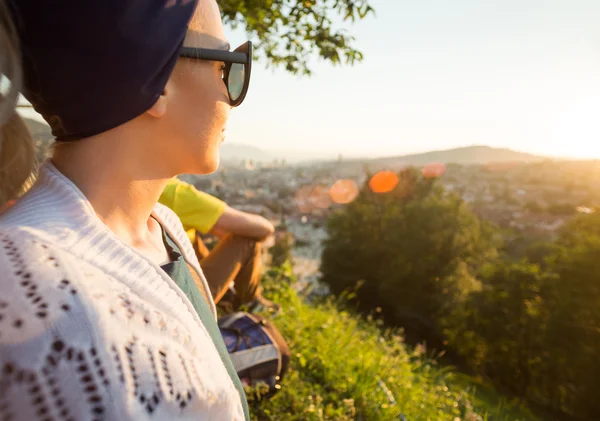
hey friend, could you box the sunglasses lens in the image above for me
[228,63,245,102]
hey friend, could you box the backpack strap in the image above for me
[229,345,280,373]
[185,261,214,316]
[219,312,249,329]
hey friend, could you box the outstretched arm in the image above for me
[210,206,274,241]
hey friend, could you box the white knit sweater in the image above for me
[0,163,245,420]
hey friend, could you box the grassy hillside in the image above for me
[249,264,538,421]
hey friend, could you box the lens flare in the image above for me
[369,171,399,193]
[421,162,446,178]
[329,179,359,204]
[295,185,315,213]
[310,185,332,209]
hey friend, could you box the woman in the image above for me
[0,0,252,419]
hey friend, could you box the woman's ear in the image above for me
[147,89,168,118]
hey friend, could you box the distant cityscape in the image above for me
[181,154,600,283]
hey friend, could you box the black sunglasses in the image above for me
[179,41,252,107]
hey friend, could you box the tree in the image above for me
[443,261,552,397]
[320,167,497,344]
[447,212,600,418]
[220,0,375,75]
[542,212,600,416]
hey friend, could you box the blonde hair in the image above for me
[0,0,36,208]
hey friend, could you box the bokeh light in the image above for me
[421,162,446,178]
[369,171,399,193]
[310,185,332,209]
[295,185,315,213]
[295,184,332,212]
[329,179,359,204]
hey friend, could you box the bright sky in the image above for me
[224,0,600,160]
[20,0,600,160]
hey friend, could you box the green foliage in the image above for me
[541,212,600,416]
[270,230,294,267]
[220,0,375,75]
[253,265,537,420]
[521,241,561,268]
[447,212,600,418]
[320,167,496,343]
[443,261,553,397]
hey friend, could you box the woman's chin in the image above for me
[194,154,220,175]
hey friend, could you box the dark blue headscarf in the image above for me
[9,0,198,141]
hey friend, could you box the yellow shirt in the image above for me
[158,178,226,243]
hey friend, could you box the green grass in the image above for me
[247,263,539,421]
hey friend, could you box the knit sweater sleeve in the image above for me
[0,229,127,420]
[0,228,245,421]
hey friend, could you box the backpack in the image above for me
[218,312,290,396]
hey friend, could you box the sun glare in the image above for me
[546,97,600,159]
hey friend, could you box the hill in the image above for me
[368,145,547,167]
[221,144,549,166]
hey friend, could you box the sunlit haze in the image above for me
[225,0,600,160]
[20,0,600,160]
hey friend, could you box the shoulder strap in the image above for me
[185,262,215,317]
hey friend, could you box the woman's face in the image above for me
[157,0,231,175]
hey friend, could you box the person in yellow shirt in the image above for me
[159,178,279,312]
